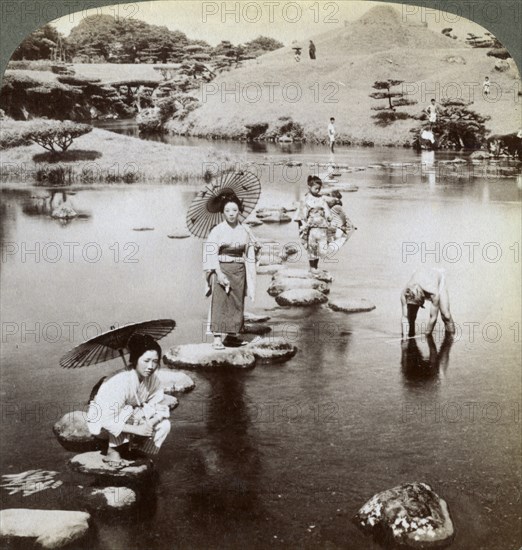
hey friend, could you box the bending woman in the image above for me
[87,333,171,466]
[203,194,260,350]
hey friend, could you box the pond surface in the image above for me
[1,136,521,549]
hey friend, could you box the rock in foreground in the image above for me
[275,289,329,307]
[353,482,454,548]
[69,451,153,482]
[156,369,195,394]
[164,343,256,369]
[85,486,137,513]
[247,337,297,363]
[328,298,376,313]
[53,411,104,453]
[0,508,91,549]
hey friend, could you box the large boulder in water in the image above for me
[53,411,104,453]
[51,203,77,219]
[353,482,455,548]
[247,337,297,363]
[164,343,256,369]
[275,289,328,307]
[0,508,91,549]
[69,451,154,482]
[268,277,330,297]
[328,298,376,313]
[156,368,195,394]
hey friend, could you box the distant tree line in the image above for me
[11,16,283,66]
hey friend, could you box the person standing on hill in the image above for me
[309,40,316,60]
[328,117,336,153]
[482,76,490,97]
[425,99,439,128]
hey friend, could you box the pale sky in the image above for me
[49,0,491,47]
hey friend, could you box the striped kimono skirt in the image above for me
[209,245,246,335]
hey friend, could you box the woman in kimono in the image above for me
[87,333,171,467]
[203,193,260,350]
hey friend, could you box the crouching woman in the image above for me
[87,333,171,466]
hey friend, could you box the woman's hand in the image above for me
[132,422,154,438]
[216,271,230,288]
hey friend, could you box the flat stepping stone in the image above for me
[353,482,454,548]
[244,217,264,226]
[161,394,179,410]
[275,267,333,283]
[132,227,154,231]
[247,337,297,363]
[244,312,271,323]
[0,508,91,549]
[328,183,359,192]
[164,343,255,369]
[258,253,283,266]
[69,451,153,482]
[257,264,283,275]
[53,411,104,453]
[242,323,272,335]
[167,231,190,239]
[275,289,328,307]
[84,486,137,513]
[267,277,330,297]
[328,298,376,313]
[156,369,195,394]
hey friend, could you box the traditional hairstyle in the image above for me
[218,192,243,213]
[127,333,162,368]
[404,284,425,308]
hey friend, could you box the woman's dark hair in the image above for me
[219,192,243,213]
[307,175,323,188]
[127,333,162,368]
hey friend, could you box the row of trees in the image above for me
[11,16,283,65]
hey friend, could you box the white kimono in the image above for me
[87,369,170,455]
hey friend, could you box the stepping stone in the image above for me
[267,277,330,297]
[247,337,297,363]
[164,343,256,369]
[156,369,195,394]
[275,267,333,283]
[84,486,137,513]
[275,289,328,307]
[328,298,376,313]
[0,508,91,549]
[244,312,271,323]
[161,394,179,410]
[258,253,283,266]
[328,183,359,192]
[53,411,104,453]
[69,452,153,482]
[257,264,282,275]
[167,231,190,239]
[244,217,264,226]
[353,482,455,548]
[255,209,292,223]
[242,323,272,335]
[132,227,154,231]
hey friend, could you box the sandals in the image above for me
[102,457,132,469]
[212,342,226,350]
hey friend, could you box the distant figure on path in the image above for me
[400,268,455,337]
[309,40,316,60]
[328,117,336,153]
[482,76,490,97]
[425,99,439,127]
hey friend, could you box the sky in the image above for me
[49,0,490,46]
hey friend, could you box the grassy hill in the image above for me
[174,5,521,145]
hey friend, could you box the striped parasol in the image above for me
[186,171,261,238]
[59,319,175,369]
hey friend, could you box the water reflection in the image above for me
[21,190,88,225]
[401,334,454,388]
[187,372,263,520]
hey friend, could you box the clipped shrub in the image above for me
[35,164,74,186]
[245,122,269,140]
[57,75,102,85]
[487,48,511,60]
[24,120,93,152]
[0,126,32,149]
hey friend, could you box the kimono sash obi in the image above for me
[218,244,246,263]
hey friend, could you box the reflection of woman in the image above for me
[203,194,260,350]
[87,334,171,467]
[401,333,453,383]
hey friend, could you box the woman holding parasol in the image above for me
[187,171,262,350]
[86,333,171,467]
